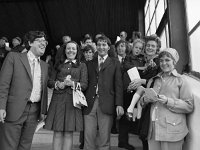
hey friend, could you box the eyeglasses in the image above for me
[34,39,48,45]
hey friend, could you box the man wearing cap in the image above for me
[0,37,11,69]
[11,37,25,53]
[0,31,49,150]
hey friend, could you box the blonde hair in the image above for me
[131,38,145,54]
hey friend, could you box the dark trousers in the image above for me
[118,114,138,145]
[0,102,40,150]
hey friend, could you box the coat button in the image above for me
[173,123,176,125]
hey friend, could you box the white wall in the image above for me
[183,75,200,150]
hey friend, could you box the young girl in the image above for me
[126,35,161,121]
[44,41,88,150]
[123,38,146,121]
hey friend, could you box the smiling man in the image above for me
[0,31,49,150]
[83,35,124,150]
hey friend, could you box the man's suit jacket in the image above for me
[0,52,48,122]
[83,56,123,115]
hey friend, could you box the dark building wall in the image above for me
[0,0,139,46]
[168,0,189,73]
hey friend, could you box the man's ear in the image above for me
[28,41,33,47]
[108,46,110,50]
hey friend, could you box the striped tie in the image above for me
[99,57,104,71]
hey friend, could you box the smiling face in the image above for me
[116,42,126,57]
[29,37,47,57]
[145,40,158,56]
[132,42,143,56]
[97,40,110,57]
[159,55,175,73]
[65,42,77,60]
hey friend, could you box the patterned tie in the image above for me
[121,57,125,64]
[32,58,40,79]
[99,57,104,71]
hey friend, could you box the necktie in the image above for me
[32,58,39,79]
[99,57,104,71]
[121,57,125,63]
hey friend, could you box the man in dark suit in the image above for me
[0,31,49,150]
[83,35,124,150]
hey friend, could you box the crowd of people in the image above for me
[0,30,194,150]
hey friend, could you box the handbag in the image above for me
[72,82,87,109]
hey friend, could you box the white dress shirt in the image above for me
[27,51,42,103]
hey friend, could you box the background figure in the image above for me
[54,35,71,66]
[142,48,193,150]
[79,44,95,149]
[120,31,127,41]
[44,41,88,150]
[83,35,124,150]
[11,36,25,53]
[0,37,11,69]
[0,31,49,150]
[111,39,129,135]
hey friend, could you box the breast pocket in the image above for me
[166,116,184,133]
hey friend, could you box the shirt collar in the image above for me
[156,69,180,78]
[27,51,40,62]
[64,59,76,64]
[98,54,108,62]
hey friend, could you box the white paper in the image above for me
[35,121,45,132]
[127,67,141,81]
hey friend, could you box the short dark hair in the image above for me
[24,31,46,50]
[83,36,93,44]
[144,34,161,53]
[96,35,111,46]
[83,45,95,53]
[59,41,81,68]
[115,40,129,54]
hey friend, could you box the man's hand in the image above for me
[0,109,6,123]
[40,114,46,121]
[116,106,124,119]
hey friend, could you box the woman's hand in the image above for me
[141,93,158,104]
[157,94,168,105]
[127,79,145,92]
[57,81,65,89]
[64,79,74,87]
[64,75,74,87]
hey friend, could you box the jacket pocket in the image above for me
[166,116,184,133]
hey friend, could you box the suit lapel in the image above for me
[40,60,46,87]
[20,52,32,80]
[92,58,99,73]
[101,57,111,71]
